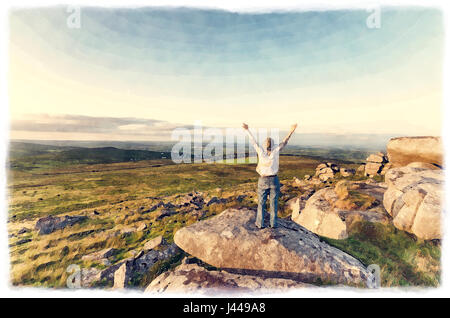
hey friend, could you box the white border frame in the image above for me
[1,0,449,298]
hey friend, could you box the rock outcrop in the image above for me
[383,166,444,239]
[113,243,180,289]
[35,215,88,235]
[291,182,389,239]
[314,163,355,179]
[315,163,340,181]
[365,152,388,177]
[293,176,321,188]
[146,262,311,294]
[387,136,443,168]
[174,208,376,287]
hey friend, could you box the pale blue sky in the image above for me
[9,7,444,141]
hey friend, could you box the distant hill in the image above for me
[8,142,78,159]
[53,147,170,163]
[9,140,379,169]
[8,142,171,171]
[10,140,174,152]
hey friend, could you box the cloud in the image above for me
[10,114,193,140]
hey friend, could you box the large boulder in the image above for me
[383,166,444,239]
[286,189,315,220]
[292,184,389,240]
[35,215,88,235]
[174,208,376,287]
[387,136,443,168]
[286,197,302,220]
[292,188,347,239]
[146,262,311,294]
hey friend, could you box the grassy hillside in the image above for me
[6,144,440,289]
[7,155,320,287]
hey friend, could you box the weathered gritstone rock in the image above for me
[146,263,311,294]
[357,165,365,174]
[387,136,443,168]
[80,268,102,288]
[340,168,355,177]
[120,227,137,235]
[18,227,30,235]
[155,209,178,220]
[365,152,388,177]
[291,184,389,240]
[177,192,205,209]
[383,166,444,239]
[144,235,166,251]
[406,162,441,170]
[97,261,125,284]
[287,190,315,220]
[113,243,181,289]
[141,201,164,214]
[287,197,302,221]
[380,163,393,176]
[207,197,229,206]
[292,177,306,187]
[85,242,180,288]
[292,189,346,239]
[327,162,340,173]
[35,215,88,235]
[314,163,339,181]
[82,248,118,262]
[136,223,148,231]
[367,153,387,163]
[174,208,376,287]
[365,162,383,176]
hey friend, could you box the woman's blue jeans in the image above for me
[256,175,280,228]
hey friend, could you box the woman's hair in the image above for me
[264,137,274,152]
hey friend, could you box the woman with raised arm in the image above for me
[242,123,298,229]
